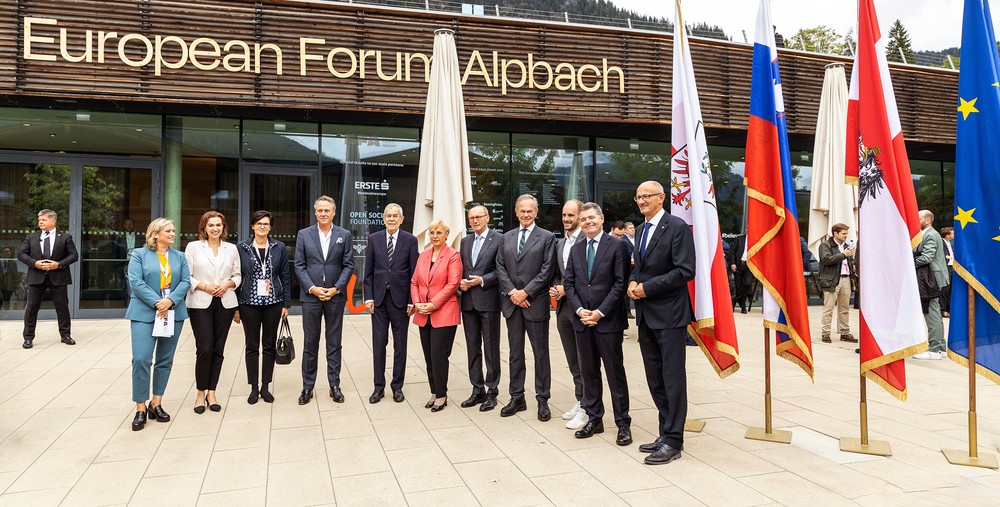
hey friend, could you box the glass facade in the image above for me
[0,106,957,319]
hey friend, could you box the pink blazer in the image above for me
[410,245,462,328]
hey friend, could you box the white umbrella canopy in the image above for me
[413,29,474,250]
[807,63,858,259]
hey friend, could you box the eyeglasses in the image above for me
[468,214,488,221]
[255,223,271,228]
[634,192,664,202]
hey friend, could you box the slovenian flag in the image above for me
[670,0,740,378]
[846,0,927,400]
[745,0,814,379]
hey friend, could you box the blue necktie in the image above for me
[472,236,482,266]
[638,223,650,261]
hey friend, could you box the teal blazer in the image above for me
[125,247,191,322]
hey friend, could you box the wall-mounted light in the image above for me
[135,128,144,132]
[629,141,640,151]
[75,113,91,122]
[21,123,31,127]
[274,122,286,132]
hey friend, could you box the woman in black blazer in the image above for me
[234,210,291,404]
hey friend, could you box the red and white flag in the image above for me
[670,1,739,378]
[846,0,926,400]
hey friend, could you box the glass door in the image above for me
[240,166,319,309]
[596,183,645,229]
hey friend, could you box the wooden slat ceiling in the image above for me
[0,0,958,144]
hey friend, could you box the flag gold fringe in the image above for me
[860,341,927,402]
[688,325,741,379]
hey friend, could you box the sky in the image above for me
[610,0,1000,52]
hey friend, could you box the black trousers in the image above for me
[301,299,346,390]
[637,323,687,449]
[506,310,551,400]
[372,294,410,391]
[240,302,283,386]
[576,326,631,427]
[419,323,457,397]
[23,277,71,340]
[189,297,237,391]
[939,267,953,313]
[732,265,754,309]
[461,310,501,395]
[556,302,584,401]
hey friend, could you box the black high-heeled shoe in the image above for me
[431,399,448,412]
[424,399,435,409]
[209,401,222,412]
[148,403,170,422]
[132,410,148,431]
[194,399,207,414]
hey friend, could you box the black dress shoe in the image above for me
[369,390,384,404]
[431,399,448,412]
[330,386,345,403]
[22,339,33,349]
[61,336,76,345]
[260,388,274,403]
[248,385,259,405]
[392,390,405,403]
[644,444,682,465]
[616,426,633,446]
[500,397,527,417]
[574,418,604,438]
[298,389,314,405]
[537,400,552,422]
[461,391,487,408]
[131,410,148,431]
[148,404,170,423]
[479,395,497,412]
[639,436,668,453]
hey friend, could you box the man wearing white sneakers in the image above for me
[913,210,949,360]
[550,200,588,430]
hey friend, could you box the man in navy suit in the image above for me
[627,181,695,465]
[294,195,354,405]
[18,209,79,349]
[363,203,419,404]
[563,202,632,446]
[496,194,556,421]
[458,205,504,411]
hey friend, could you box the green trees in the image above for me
[885,19,915,63]
[785,26,852,56]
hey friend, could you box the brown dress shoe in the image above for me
[840,334,858,343]
[821,334,832,343]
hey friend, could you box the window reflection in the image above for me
[511,134,590,235]
[468,132,511,233]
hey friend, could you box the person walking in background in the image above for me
[496,194,556,421]
[818,223,857,344]
[939,226,954,318]
[549,199,588,430]
[234,210,290,404]
[19,209,79,349]
[1,246,21,310]
[363,203,419,404]
[458,205,504,411]
[728,232,753,314]
[185,211,241,413]
[295,195,354,405]
[913,211,949,360]
[127,218,190,431]
[410,220,462,412]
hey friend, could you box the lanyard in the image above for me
[253,240,271,276]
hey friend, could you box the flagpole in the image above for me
[838,374,890,456]
[746,327,791,443]
[942,286,998,468]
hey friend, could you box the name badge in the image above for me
[256,279,270,296]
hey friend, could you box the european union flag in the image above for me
[948,0,1000,383]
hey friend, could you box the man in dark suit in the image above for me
[549,199,587,429]
[458,205,504,411]
[728,233,753,313]
[294,195,354,405]
[563,202,632,446]
[496,194,556,421]
[627,181,695,465]
[363,203,419,404]
[18,209,79,349]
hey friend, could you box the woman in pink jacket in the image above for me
[411,220,462,412]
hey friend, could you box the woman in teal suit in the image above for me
[126,217,191,431]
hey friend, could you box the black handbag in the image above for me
[275,316,296,365]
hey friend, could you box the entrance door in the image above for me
[240,166,319,308]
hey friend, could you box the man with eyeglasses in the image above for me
[496,194,556,421]
[627,181,695,465]
[458,205,504,411]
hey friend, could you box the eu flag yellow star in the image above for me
[993,228,1000,242]
[958,97,980,120]
[955,207,978,229]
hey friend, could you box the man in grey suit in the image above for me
[294,195,354,405]
[496,194,556,421]
[458,205,504,411]
[549,199,587,429]
[913,210,949,360]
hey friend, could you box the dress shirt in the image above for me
[40,229,56,257]
[562,229,581,270]
[836,241,849,275]
[319,226,332,261]
[945,240,954,266]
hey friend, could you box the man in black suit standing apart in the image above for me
[363,203,418,404]
[458,205,504,411]
[627,181,695,465]
[295,195,354,405]
[496,194,556,421]
[549,199,587,429]
[563,202,633,446]
[728,232,752,314]
[19,209,79,349]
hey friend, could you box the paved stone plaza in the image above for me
[1,307,998,506]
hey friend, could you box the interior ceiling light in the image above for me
[75,113,91,122]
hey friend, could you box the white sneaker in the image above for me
[562,401,581,420]
[932,351,946,360]
[912,351,934,360]
[566,410,589,430]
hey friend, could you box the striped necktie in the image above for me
[387,234,395,266]
[518,228,528,256]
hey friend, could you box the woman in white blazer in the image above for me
[185,211,241,413]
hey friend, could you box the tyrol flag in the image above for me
[948,0,1000,384]
[745,0,814,379]
[670,0,739,378]
[846,0,926,400]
